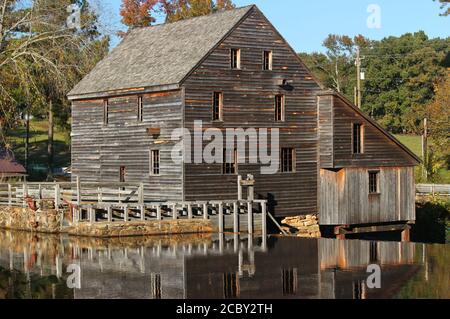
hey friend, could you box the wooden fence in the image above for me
[416,184,450,196]
[0,177,267,235]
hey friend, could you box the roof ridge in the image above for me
[131,5,255,33]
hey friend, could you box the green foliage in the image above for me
[300,32,449,134]
[412,199,450,244]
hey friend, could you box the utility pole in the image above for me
[422,118,428,180]
[355,47,362,109]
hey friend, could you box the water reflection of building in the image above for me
[0,231,428,299]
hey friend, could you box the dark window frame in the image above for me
[150,150,160,176]
[223,148,238,175]
[352,123,364,154]
[263,50,273,71]
[275,95,285,122]
[137,95,143,122]
[280,147,296,173]
[103,99,109,125]
[212,92,224,122]
[230,48,241,70]
[368,170,380,194]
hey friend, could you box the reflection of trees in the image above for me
[0,266,72,299]
[396,245,450,299]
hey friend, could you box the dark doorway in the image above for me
[119,166,126,183]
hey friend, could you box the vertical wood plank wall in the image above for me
[182,9,322,217]
[71,90,184,202]
[319,167,416,225]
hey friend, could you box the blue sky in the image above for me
[103,0,449,52]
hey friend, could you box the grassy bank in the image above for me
[5,120,70,181]
[395,135,450,184]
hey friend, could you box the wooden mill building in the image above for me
[68,5,420,236]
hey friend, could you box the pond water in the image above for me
[0,230,448,299]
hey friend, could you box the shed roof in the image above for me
[68,6,254,99]
[0,149,26,175]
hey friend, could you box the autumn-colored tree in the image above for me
[120,0,158,28]
[423,72,450,181]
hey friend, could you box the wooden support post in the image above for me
[247,202,253,235]
[107,206,113,223]
[138,183,144,205]
[172,204,177,220]
[157,205,162,221]
[188,204,193,219]
[218,202,224,233]
[54,184,60,209]
[140,205,145,221]
[203,203,208,220]
[8,184,12,206]
[401,227,410,242]
[261,201,267,237]
[233,202,239,233]
[89,206,95,223]
[123,205,128,222]
[237,175,243,201]
[118,187,122,203]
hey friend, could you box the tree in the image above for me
[0,0,109,178]
[119,0,235,29]
[120,0,158,28]
[423,73,450,181]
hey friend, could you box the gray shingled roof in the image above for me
[68,6,253,97]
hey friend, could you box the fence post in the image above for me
[203,203,208,220]
[261,201,267,247]
[138,183,144,205]
[157,205,162,221]
[22,181,28,208]
[247,201,253,235]
[187,204,193,219]
[8,184,12,206]
[140,205,146,221]
[218,202,224,233]
[172,204,177,220]
[233,202,239,234]
[107,206,113,222]
[98,187,102,203]
[123,205,128,222]
[54,184,61,209]
[237,175,243,201]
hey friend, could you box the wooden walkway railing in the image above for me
[0,176,267,236]
[416,184,450,196]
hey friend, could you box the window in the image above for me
[369,171,380,194]
[275,95,285,122]
[223,149,237,175]
[223,273,239,299]
[282,268,298,296]
[137,96,143,122]
[352,123,364,154]
[263,50,273,70]
[150,273,161,299]
[370,241,378,263]
[212,92,223,121]
[230,48,241,69]
[103,99,109,125]
[281,148,295,173]
[150,150,160,175]
[119,166,126,183]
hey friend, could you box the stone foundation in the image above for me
[0,206,215,238]
[0,206,63,234]
[65,219,214,238]
[281,215,321,238]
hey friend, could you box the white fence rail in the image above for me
[416,184,450,196]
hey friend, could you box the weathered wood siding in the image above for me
[331,95,417,168]
[318,95,334,168]
[71,90,184,201]
[182,7,321,217]
[319,167,416,225]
